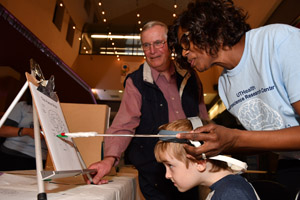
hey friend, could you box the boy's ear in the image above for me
[196,160,207,172]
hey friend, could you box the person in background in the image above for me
[88,21,208,200]
[154,118,259,200]
[169,0,300,198]
[0,89,47,171]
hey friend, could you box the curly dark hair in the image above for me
[168,0,250,66]
[168,20,190,69]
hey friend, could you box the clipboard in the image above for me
[26,59,94,180]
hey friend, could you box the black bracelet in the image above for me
[18,127,24,137]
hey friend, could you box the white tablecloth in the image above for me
[0,170,140,200]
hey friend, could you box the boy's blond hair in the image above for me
[154,118,230,172]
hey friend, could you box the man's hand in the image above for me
[176,123,239,160]
[87,157,116,184]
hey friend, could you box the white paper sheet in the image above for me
[29,82,82,171]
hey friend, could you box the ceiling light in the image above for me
[100,47,143,51]
[100,51,144,56]
[100,51,114,55]
[91,34,140,40]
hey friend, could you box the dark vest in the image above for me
[124,64,200,172]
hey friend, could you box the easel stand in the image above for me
[33,105,47,200]
[0,82,28,127]
[1,59,100,199]
[0,81,47,200]
[0,77,95,199]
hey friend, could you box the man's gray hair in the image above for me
[141,21,168,39]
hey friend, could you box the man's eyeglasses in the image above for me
[142,40,166,51]
[180,32,190,51]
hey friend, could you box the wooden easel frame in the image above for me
[0,81,47,200]
[26,71,96,175]
[0,67,97,199]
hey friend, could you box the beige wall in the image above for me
[0,0,94,67]
[235,0,282,28]
[0,1,230,95]
[73,54,221,93]
[0,0,280,95]
[73,55,145,90]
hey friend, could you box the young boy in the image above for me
[154,117,260,200]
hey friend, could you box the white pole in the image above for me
[0,81,28,127]
[33,105,47,200]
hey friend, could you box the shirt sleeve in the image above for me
[7,102,24,125]
[278,26,300,104]
[104,77,142,162]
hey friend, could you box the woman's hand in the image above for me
[176,123,240,160]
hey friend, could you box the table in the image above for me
[0,170,141,200]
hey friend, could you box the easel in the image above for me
[0,59,95,200]
[0,79,47,199]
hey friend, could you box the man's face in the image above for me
[177,26,216,72]
[141,25,171,72]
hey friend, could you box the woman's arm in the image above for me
[177,101,300,159]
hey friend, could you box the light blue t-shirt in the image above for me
[218,24,300,159]
[3,101,48,159]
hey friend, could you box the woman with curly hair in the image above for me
[170,0,300,198]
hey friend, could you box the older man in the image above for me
[88,21,208,200]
